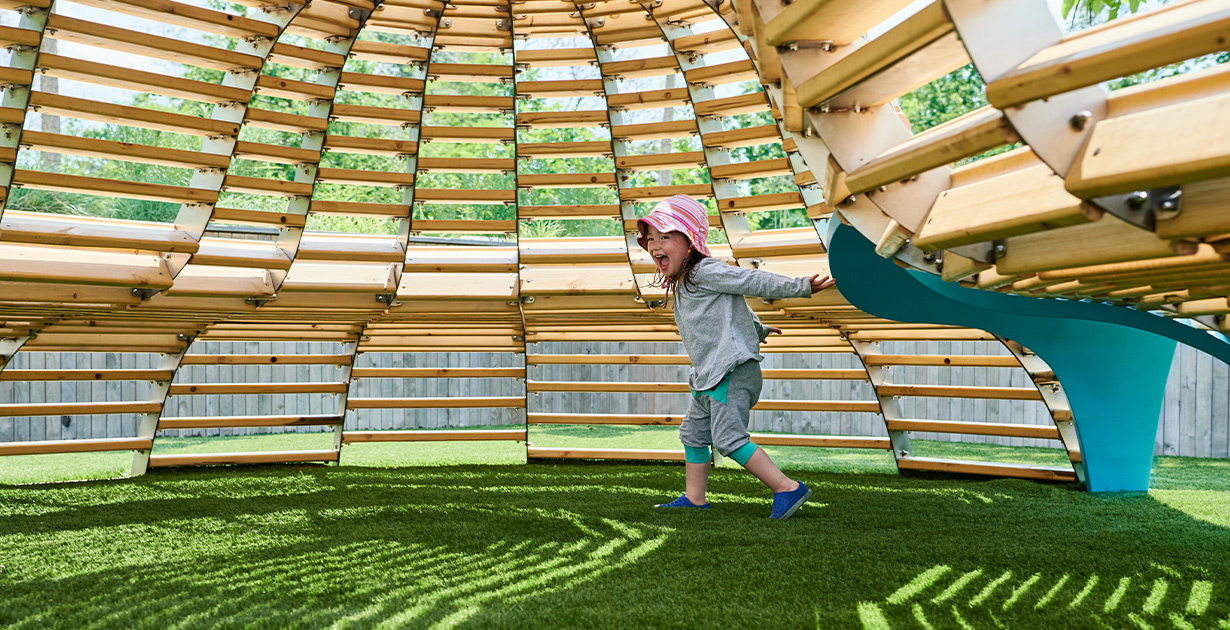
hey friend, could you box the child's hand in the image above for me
[809,274,836,294]
[767,326,783,335]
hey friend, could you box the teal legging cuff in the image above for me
[684,445,711,464]
[729,442,758,466]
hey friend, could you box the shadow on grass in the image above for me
[0,463,1227,629]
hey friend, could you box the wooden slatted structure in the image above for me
[6,0,1198,490]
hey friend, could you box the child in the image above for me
[637,195,835,520]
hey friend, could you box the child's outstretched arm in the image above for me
[694,260,835,301]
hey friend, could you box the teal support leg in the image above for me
[827,223,1230,491]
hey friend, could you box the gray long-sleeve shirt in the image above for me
[674,257,813,391]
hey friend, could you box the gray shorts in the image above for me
[679,360,762,456]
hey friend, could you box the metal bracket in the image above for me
[520,295,535,304]
[130,288,159,300]
[375,293,395,303]
[1089,185,1183,231]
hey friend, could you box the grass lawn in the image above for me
[1,430,1228,629]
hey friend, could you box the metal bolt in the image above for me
[993,242,1007,258]
[1069,110,1092,131]
[1125,190,1149,209]
[1159,199,1179,214]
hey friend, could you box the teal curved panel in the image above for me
[826,223,1228,491]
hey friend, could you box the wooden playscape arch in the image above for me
[0,0,1226,491]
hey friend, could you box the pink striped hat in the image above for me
[635,194,711,257]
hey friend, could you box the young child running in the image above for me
[638,194,835,520]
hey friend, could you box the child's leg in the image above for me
[712,361,800,493]
[740,446,798,493]
[677,396,714,505]
[685,461,712,505]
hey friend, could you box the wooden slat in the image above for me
[527,412,682,426]
[685,59,757,86]
[0,211,200,253]
[877,384,1042,401]
[159,415,344,429]
[316,168,415,188]
[797,2,961,109]
[427,62,514,83]
[211,207,306,228]
[845,107,1017,195]
[693,92,771,118]
[243,107,328,133]
[269,42,349,70]
[516,110,609,129]
[526,354,690,365]
[887,419,1061,440]
[603,55,679,79]
[349,39,431,65]
[1066,89,1230,199]
[254,74,334,101]
[673,28,740,54]
[749,433,892,449]
[897,457,1077,482]
[517,141,610,159]
[753,400,881,412]
[233,141,321,165]
[351,367,525,378]
[527,447,685,461]
[518,204,620,219]
[516,79,604,98]
[615,152,707,171]
[417,157,515,173]
[0,437,153,456]
[323,135,418,157]
[413,188,517,204]
[341,429,526,443]
[527,381,689,393]
[0,401,162,417]
[419,126,515,143]
[606,88,692,110]
[148,450,340,468]
[996,216,1193,275]
[862,354,1021,368]
[515,47,597,67]
[518,173,616,188]
[764,0,913,47]
[702,124,779,149]
[347,396,526,409]
[179,354,353,365]
[761,369,868,380]
[0,369,174,381]
[168,382,349,395]
[0,24,41,50]
[610,120,697,141]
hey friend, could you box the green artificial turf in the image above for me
[1,431,1228,629]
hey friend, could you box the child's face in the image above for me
[644,225,691,279]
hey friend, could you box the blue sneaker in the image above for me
[654,495,710,509]
[770,482,811,520]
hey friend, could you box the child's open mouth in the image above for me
[655,254,670,272]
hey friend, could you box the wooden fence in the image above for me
[0,341,1226,459]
